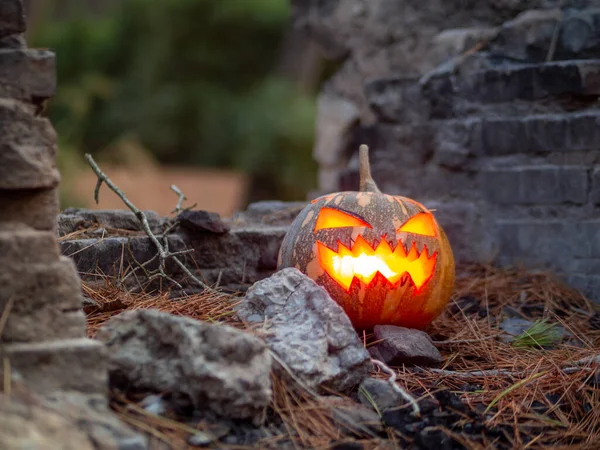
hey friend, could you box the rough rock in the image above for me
[0,98,59,190]
[358,377,403,412]
[59,208,166,236]
[320,396,385,436]
[0,260,86,342]
[234,200,307,225]
[97,309,272,424]
[236,268,372,392]
[44,392,148,450]
[0,0,25,40]
[2,338,108,395]
[369,325,442,367]
[176,210,229,234]
[0,188,59,231]
[0,49,57,99]
[499,317,536,342]
[0,392,95,450]
[60,224,289,293]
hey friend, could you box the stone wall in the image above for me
[296,0,600,301]
[0,2,142,448]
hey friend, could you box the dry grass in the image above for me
[82,264,600,449]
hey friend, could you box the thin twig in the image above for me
[84,154,212,292]
[170,185,186,214]
[371,359,420,417]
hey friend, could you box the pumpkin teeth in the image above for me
[316,236,437,291]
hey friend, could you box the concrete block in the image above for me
[483,166,588,205]
[0,188,59,231]
[1,338,108,395]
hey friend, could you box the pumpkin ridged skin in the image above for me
[277,190,455,330]
[278,146,455,329]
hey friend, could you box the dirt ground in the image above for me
[71,165,248,218]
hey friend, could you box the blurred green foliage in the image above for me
[32,0,317,204]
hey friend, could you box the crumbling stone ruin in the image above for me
[0,1,142,447]
[295,0,600,301]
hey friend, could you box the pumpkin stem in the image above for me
[358,144,381,193]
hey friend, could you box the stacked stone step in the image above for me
[0,0,107,395]
[348,6,600,299]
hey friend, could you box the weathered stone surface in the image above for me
[479,111,600,156]
[0,224,59,264]
[0,188,59,231]
[483,166,588,205]
[235,200,307,225]
[236,268,372,392]
[358,377,403,412]
[44,392,148,450]
[369,325,442,367]
[0,49,57,99]
[97,309,272,424]
[0,99,59,189]
[591,168,600,205]
[2,338,108,395]
[0,33,25,49]
[59,208,166,235]
[0,257,86,342]
[494,220,600,271]
[61,225,288,291]
[490,8,600,62]
[0,392,95,450]
[0,0,25,39]
[320,396,385,436]
[177,209,229,234]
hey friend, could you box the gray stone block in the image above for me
[0,257,87,342]
[0,99,59,190]
[483,166,588,205]
[1,338,108,395]
[481,117,528,156]
[0,188,59,231]
[0,49,56,99]
[591,168,600,205]
[477,111,600,156]
[0,0,25,39]
[494,220,600,270]
[433,119,482,168]
[565,274,600,302]
[490,8,600,62]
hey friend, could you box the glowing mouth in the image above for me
[317,235,437,291]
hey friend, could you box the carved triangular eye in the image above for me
[314,207,372,231]
[398,212,436,237]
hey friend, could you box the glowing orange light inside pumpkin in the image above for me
[314,207,372,231]
[397,212,437,237]
[317,235,437,291]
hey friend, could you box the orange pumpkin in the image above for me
[277,145,455,330]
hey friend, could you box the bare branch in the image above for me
[84,154,213,292]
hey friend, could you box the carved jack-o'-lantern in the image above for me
[277,145,455,330]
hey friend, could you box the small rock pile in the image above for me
[92,268,492,448]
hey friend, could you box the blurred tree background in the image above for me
[28,0,323,210]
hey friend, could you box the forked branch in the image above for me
[84,154,212,291]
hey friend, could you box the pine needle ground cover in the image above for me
[83,265,600,449]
